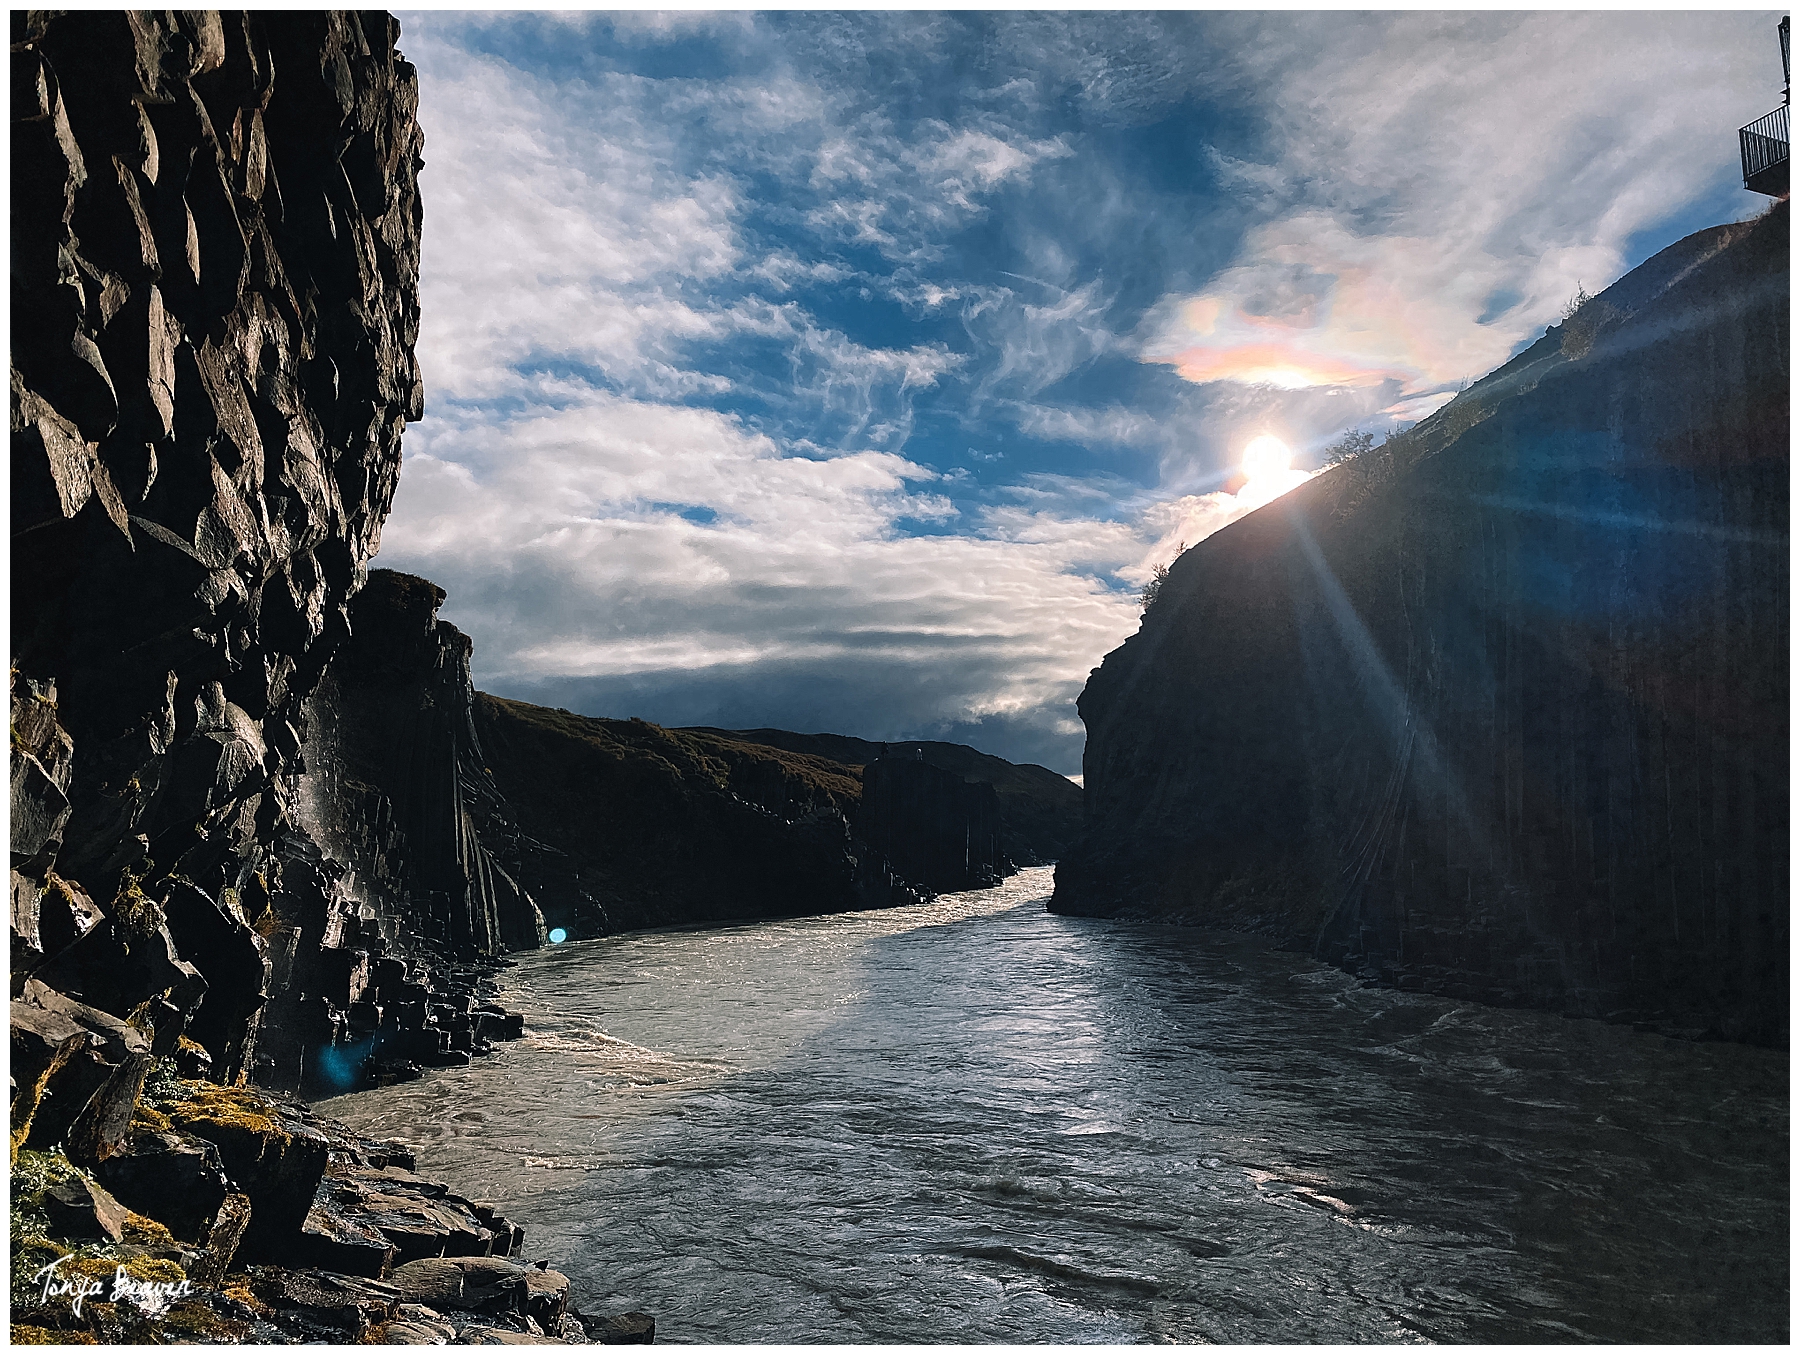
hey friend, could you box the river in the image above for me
[321,867,1787,1343]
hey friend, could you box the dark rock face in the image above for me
[95,1123,238,1244]
[1055,207,1788,1045]
[295,569,546,963]
[692,727,1084,865]
[860,755,1007,892]
[8,16,633,1343]
[472,696,928,938]
[11,10,423,1083]
[13,977,153,1162]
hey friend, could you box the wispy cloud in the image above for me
[1140,11,1775,416]
[380,10,1776,770]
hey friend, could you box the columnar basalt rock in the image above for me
[860,755,1008,893]
[1055,208,1789,1045]
[297,570,547,964]
[8,15,645,1342]
[12,10,424,1085]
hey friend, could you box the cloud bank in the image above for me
[377,11,1777,772]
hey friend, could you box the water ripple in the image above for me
[323,868,1788,1343]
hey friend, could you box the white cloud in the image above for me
[383,394,1153,727]
[375,12,1777,772]
[1143,11,1775,415]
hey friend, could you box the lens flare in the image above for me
[548,927,568,944]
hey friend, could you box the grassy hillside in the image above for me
[684,727,1084,863]
[472,698,889,935]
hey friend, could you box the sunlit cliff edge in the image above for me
[1053,205,1789,1046]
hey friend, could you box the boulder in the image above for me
[387,1255,567,1324]
[592,1312,656,1345]
[187,1191,253,1288]
[298,1187,398,1278]
[94,1125,234,1242]
[386,1256,470,1310]
[10,996,88,1157]
[383,1315,460,1344]
[16,978,150,1163]
[522,1268,572,1329]
[162,1086,331,1257]
[250,1267,401,1336]
[310,1157,497,1265]
[43,1174,130,1242]
[464,1329,566,1346]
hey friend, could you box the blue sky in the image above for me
[376,10,1780,774]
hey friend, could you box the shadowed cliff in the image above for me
[470,694,926,938]
[686,727,1084,866]
[12,10,425,1088]
[1054,205,1788,1045]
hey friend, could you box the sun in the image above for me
[1241,433,1292,481]
[1237,434,1309,509]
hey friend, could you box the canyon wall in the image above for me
[860,756,1007,892]
[1054,207,1788,1045]
[11,10,427,1098]
[297,570,546,961]
[471,693,929,938]
[689,728,1085,865]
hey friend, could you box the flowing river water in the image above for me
[322,868,1787,1343]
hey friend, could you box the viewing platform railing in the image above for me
[1739,103,1789,194]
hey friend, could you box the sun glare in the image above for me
[1241,434,1292,480]
[1237,434,1310,510]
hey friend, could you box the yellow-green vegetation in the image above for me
[122,1212,177,1248]
[158,1082,289,1147]
[11,1149,190,1333]
[42,873,89,918]
[12,1324,98,1344]
[152,1299,251,1342]
[13,1150,82,1307]
[129,1099,173,1134]
[13,1146,88,1215]
[109,865,166,943]
[220,1282,271,1318]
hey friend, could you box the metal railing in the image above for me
[1739,103,1788,186]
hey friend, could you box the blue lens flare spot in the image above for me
[548,928,568,944]
[316,1037,374,1091]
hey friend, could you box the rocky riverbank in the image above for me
[11,1045,651,1345]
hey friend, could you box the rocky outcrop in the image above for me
[296,570,546,964]
[860,755,1007,892]
[692,728,1084,866]
[12,8,423,1080]
[471,695,930,939]
[9,1076,638,1345]
[1055,206,1788,1045]
[7,14,634,1345]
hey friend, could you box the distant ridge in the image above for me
[684,728,1084,864]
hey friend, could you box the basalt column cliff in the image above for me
[12,10,426,1094]
[1055,208,1788,1045]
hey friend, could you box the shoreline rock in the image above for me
[10,1065,653,1345]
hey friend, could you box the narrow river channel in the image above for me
[323,867,1787,1343]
